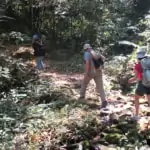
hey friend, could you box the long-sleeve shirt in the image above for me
[32,41,45,57]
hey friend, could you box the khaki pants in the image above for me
[80,69,106,101]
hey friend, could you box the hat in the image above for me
[33,34,39,40]
[136,47,146,59]
[83,43,91,50]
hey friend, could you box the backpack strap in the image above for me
[140,60,145,70]
[84,50,93,68]
[89,50,95,60]
[140,56,149,70]
[90,50,105,61]
[89,51,94,68]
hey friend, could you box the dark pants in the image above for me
[135,81,150,96]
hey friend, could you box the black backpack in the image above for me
[90,51,104,69]
[92,57,104,69]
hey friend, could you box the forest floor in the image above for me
[1,45,150,150]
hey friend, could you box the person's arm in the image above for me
[85,60,90,74]
[84,52,91,75]
[36,40,43,47]
[128,67,138,83]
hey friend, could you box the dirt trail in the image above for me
[9,50,150,149]
[39,60,150,121]
[11,44,150,122]
[2,45,150,149]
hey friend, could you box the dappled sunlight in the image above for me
[1,0,150,149]
[1,48,150,149]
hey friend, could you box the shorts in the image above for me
[135,81,150,96]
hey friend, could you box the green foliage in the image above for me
[0,0,149,53]
[8,31,31,45]
[0,32,31,45]
[0,46,150,149]
[1,1,150,148]
[0,0,14,23]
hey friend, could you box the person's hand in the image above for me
[45,53,49,57]
[128,78,135,84]
[128,79,132,84]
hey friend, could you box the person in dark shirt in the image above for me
[32,34,45,71]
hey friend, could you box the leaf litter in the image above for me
[0,47,150,149]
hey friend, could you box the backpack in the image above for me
[141,56,150,87]
[90,50,104,69]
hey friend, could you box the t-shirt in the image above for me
[84,50,94,69]
[134,62,143,80]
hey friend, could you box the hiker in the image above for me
[128,47,150,120]
[79,43,108,108]
[32,34,46,71]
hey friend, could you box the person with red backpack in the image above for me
[79,43,108,108]
[128,47,150,120]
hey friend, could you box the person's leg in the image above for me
[35,57,40,70]
[38,56,44,70]
[80,73,91,99]
[134,94,140,116]
[144,86,150,106]
[134,81,144,117]
[145,94,150,106]
[93,70,107,107]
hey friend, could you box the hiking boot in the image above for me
[131,115,140,121]
[100,100,108,108]
[78,96,85,100]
